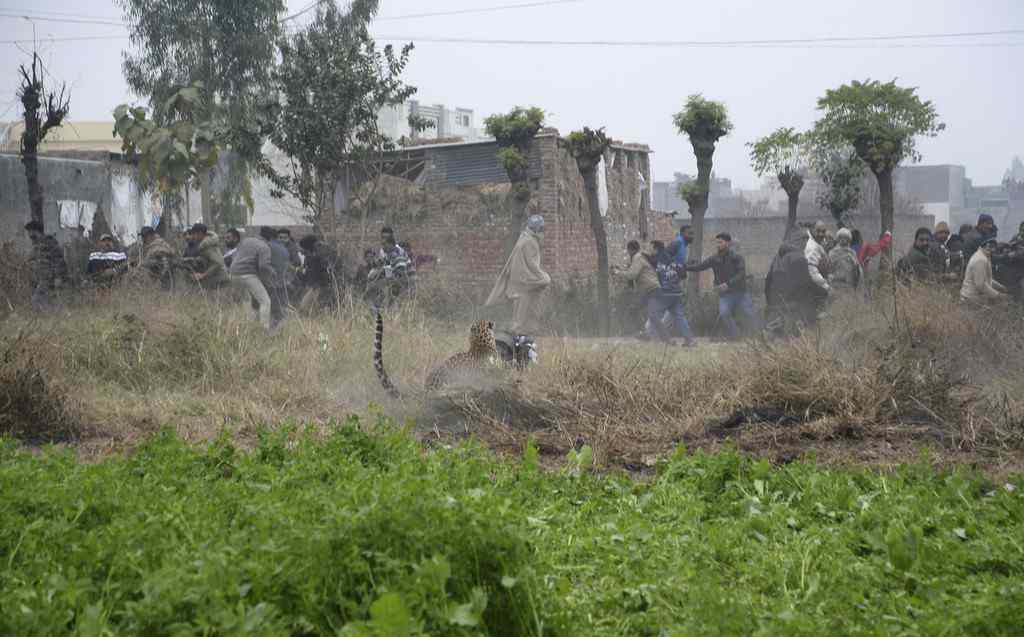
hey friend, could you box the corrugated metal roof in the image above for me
[420,141,542,187]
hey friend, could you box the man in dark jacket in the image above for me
[686,233,757,339]
[647,240,696,346]
[961,213,999,264]
[897,227,939,283]
[765,233,820,337]
[297,235,340,312]
[86,234,128,287]
[24,220,68,312]
[264,227,292,327]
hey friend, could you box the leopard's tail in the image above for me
[374,310,400,398]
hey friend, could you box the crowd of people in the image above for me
[22,211,1023,341]
[614,213,1024,344]
[21,220,423,334]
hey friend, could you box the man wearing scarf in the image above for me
[486,215,551,334]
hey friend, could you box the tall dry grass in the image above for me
[1,275,1022,472]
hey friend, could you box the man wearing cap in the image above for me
[229,227,275,331]
[23,220,68,312]
[137,226,175,288]
[804,221,831,296]
[486,214,551,334]
[960,237,1007,306]
[827,228,861,292]
[86,234,128,287]
[186,223,228,290]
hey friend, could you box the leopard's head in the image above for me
[468,320,497,358]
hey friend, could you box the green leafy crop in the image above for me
[2,420,1021,636]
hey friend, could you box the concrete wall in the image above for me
[1,152,200,253]
[0,153,110,250]
[684,213,935,288]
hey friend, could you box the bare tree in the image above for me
[17,53,70,230]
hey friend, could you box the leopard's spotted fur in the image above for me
[374,311,498,397]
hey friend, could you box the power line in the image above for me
[280,0,327,23]
[2,0,584,27]
[374,35,1024,48]
[0,34,129,44]
[0,7,122,20]
[0,12,125,26]
[371,28,1024,47]
[375,0,582,21]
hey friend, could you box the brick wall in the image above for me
[321,132,664,299]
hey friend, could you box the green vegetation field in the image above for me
[2,418,1021,636]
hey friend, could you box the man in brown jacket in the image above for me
[485,214,551,334]
[615,239,660,335]
[137,226,175,289]
[187,223,228,290]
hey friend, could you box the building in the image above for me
[0,121,122,154]
[652,174,743,218]
[376,100,483,144]
[894,164,965,227]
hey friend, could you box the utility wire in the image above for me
[373,35,1024,49]
[375,0,582,21]
[0,12,124,26]
[370,29,1024,47]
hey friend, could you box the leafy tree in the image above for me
[565,127,613,336]
[118,0,285,226]
[811,145,864,224]
[113,83,221,235]
[259,0,418,241]
[813,79,944,240]
[672,95,733,274]
[484,106,545,251]
[748,127,808,237]
[16,53,70,230]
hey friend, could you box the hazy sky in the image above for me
[2,0,1021,189]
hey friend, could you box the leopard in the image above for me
[374,310,498,398]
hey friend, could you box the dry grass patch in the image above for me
[1,280,1021,475]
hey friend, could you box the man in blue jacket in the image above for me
[667,225,692,268]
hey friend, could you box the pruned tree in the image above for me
[118,0,285,227]
[672,94,733,282]
[113,82,221,235]
[565,126,613,336]
[813,79,944,242]
[748,127,808,238]
[17,53,70,230]
[484,106,545,252]
[259,0,418,242]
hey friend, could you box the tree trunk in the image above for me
[21,147,44,229]
[686,143,715,294]
[19,84,45,228]
[200,167,212,226]
[581,168,610,336]
[874,166,895,269]
[505,183,531,255]
[780,170,804,240]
